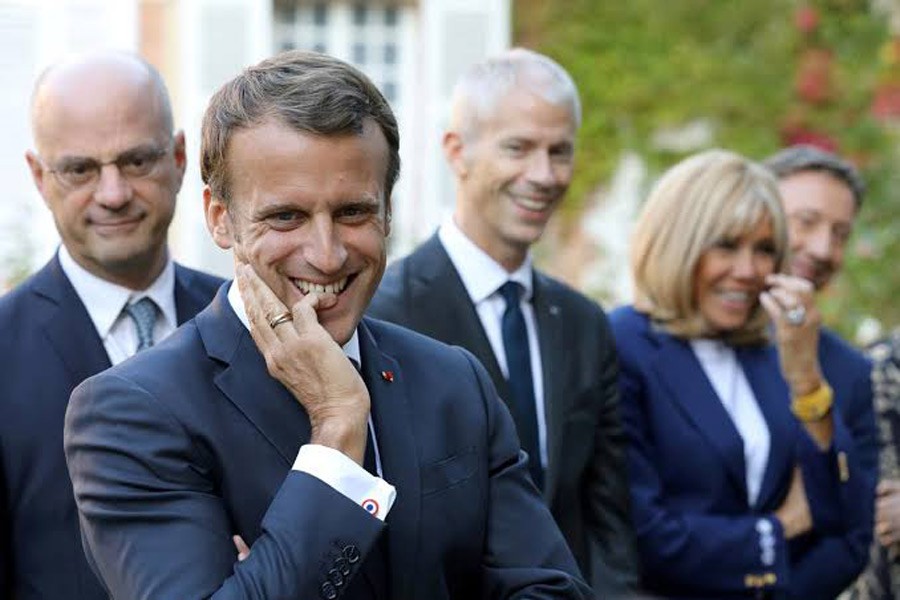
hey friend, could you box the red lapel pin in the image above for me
[381,370,394,382]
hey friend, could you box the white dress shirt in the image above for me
[58,245,177,365]
[690,339,771,506]
[227,282,396,521]
[690,340,779,566]
[438,218,548,469]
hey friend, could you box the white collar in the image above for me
[226,281,361,365]
[438,217,533,304]
[58,245,177,339]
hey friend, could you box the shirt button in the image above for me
[328,568,344,587]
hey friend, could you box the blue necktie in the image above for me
[499,281,543,489]
[124,297,158,353]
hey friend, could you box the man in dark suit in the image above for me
[763,146,879,597]
[0,52,222,599]
[63,50,591,599]
[368,48,639,597]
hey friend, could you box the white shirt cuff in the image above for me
[293,444,396,521]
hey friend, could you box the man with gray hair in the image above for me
[370,48,640,597]
[763,145,878,595]
[0,51,222,599]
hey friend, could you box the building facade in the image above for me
[0,0,510,286]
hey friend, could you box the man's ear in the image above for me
[24,150,48,201]
[442,131,469,179]
[203,186,234,250]
[172,130,187,190]
[383,194,392,237]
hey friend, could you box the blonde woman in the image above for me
[610,150,875,599]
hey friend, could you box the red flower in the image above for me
[795,6,819,34]
[872,83,900,121]
[780,128,839,153]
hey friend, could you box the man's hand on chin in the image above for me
[235,259,370,466]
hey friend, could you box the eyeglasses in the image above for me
[42,142,173,190]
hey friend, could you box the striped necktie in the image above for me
[123,297,158,353]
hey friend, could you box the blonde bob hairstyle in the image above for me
[631,149,788,345]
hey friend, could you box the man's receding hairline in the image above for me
[30,52,174,142]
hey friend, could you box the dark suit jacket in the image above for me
[367,234,639,597]
[610,306,877,599]
[63,284,591,599]
[0,254,222,600]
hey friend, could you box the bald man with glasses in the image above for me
[0,51,221,599]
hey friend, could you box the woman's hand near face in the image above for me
[760,274,833,449]
[760,274,822,395]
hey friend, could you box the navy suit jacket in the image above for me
[609,306,876,600]
[63,285,591,600]
[0,254,222,600]
[368,233,639,597]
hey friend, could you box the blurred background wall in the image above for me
[2,0,899,344]
[0,0,511,288]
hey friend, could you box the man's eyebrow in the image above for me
[56,142,167,164]
[250,202,305,218]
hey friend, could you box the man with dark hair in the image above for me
[0,51,222,599]
[369,48,639,597]
[763,145,878,595]
[64,50,591,599]
[764,145,865,291]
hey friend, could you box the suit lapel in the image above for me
[198,287,310,465]
[531,274,565,500]
[650,333,748,499]
[32,255,111,383]
[198,295,422,598]
[359,319,420,600]
[173,264,215,325]
[737,346,795,509]
[407,236,508,398]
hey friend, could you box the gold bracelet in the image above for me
[791,382,833,422]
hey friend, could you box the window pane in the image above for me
[384,43,397,64]
[353,3,367,26]
[383,81,396,103]
[313,2,327,26]
[353,43,366,64]
[384,6,398,26]
[274,2,295,24]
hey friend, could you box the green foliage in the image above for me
[515,0,900,340]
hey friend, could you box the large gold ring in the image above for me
[268,311,293,329]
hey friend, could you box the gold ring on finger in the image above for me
[268,311,293,329]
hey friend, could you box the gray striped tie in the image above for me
[124,297,158,352]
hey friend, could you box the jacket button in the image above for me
[335,556,351,576]
[342,544,361,564]
[328,568,344,587]
[320,581,338,600]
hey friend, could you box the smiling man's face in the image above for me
[447,86,576,272]
[777,170,857,290]
[205,118,391,345]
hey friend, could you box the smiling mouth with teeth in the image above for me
[292,275,352,295]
